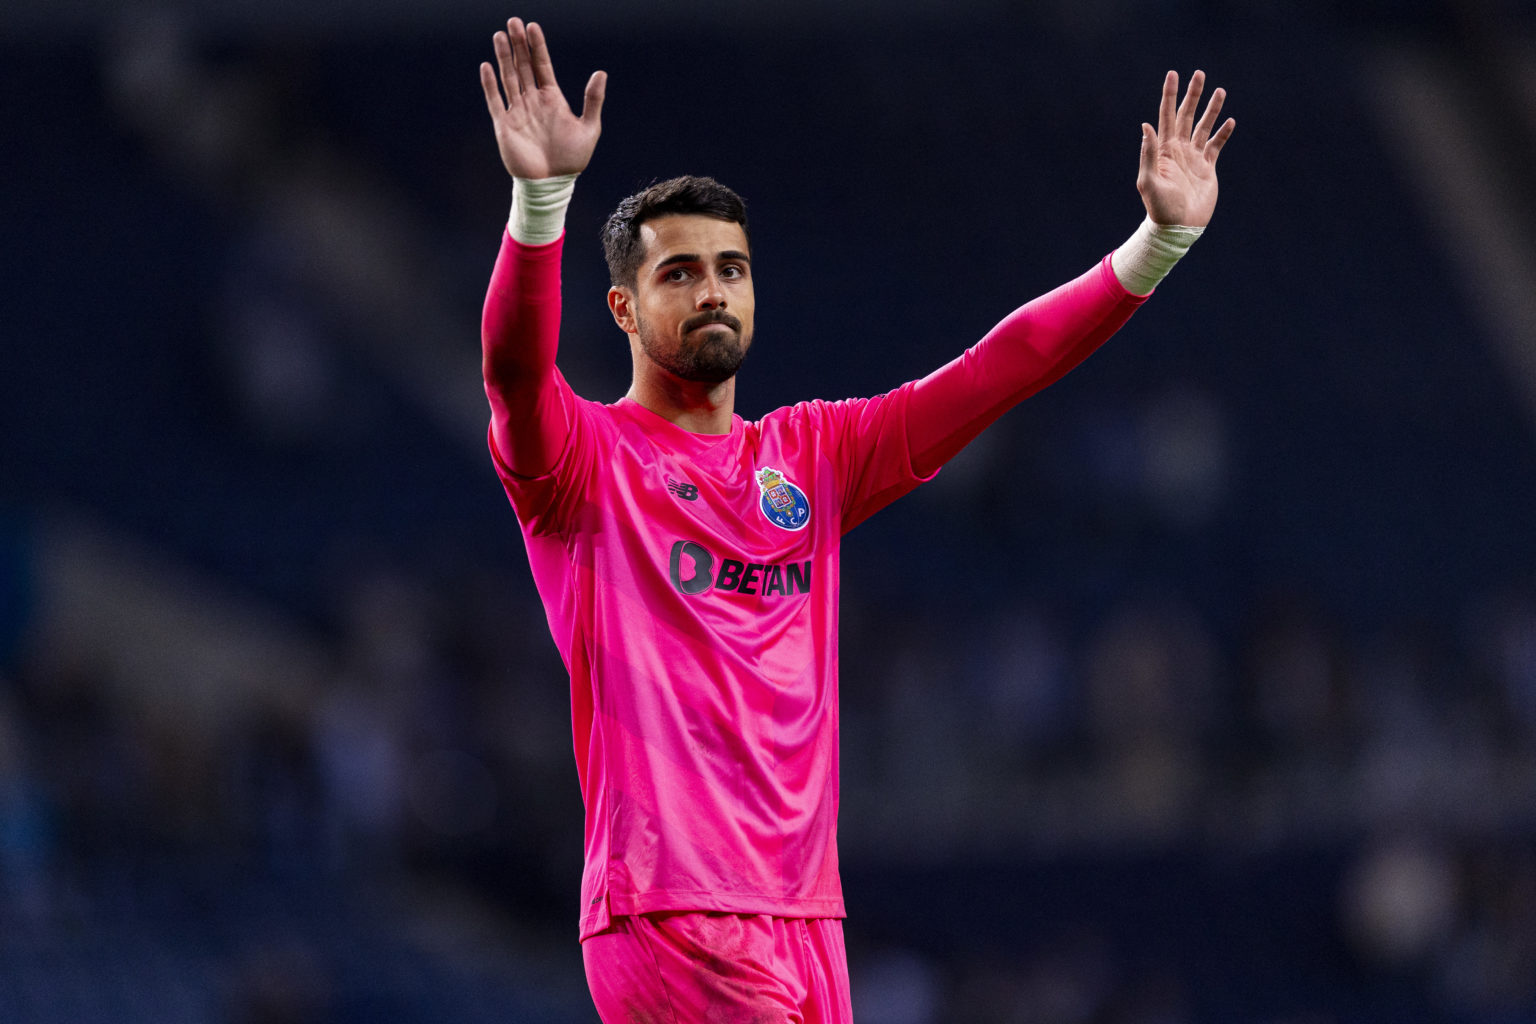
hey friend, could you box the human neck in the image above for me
[626,372,736,435]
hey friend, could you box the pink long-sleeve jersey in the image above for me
[482,230,1147,939]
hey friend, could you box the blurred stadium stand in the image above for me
[4,1,1536,1021]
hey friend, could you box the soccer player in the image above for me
[478,17,1233,1023]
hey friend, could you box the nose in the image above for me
[696,272,727,310]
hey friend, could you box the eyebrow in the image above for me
[652,250,753,273]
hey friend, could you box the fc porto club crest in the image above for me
[755,466,810,531]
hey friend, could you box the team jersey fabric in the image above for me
[482,229,1146,939]
[583,912,854,1024]
[494,375,930,937]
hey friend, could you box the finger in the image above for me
[509,18,536,96]
[493,30,520,104]
[527,21,558,89]
[496,31,522,105]
[1176,70,1206,139]
[480,60,506,117]
[1136,122,1156,188]
[1205,117,1236,162]
[1157,70,1179,141]
[1192,84,1226,143]
[581,69,608,125]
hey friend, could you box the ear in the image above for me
[607,286,637,334]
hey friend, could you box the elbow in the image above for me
[482,346,539,393]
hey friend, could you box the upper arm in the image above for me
[486,365,575,480]
[806,393,934,534]
[905,255,1146,477]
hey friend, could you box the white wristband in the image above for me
[1111,216,1204,296]
[509,174,578,245]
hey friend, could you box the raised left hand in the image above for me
[1137,70,1235,227]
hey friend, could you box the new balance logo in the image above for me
[666,478,699,501]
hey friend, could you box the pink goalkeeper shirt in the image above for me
[482,229,1147,939]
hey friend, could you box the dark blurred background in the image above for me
[4,0,1536,1020]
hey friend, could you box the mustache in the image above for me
[683,310,742,334]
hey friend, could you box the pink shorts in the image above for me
[582,912,854,1024]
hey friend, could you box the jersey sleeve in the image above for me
[805,386,936,534]
[482,228,575,481]
[817,253,1147,532]
[482,229,589,536]
[905,253,1148,477]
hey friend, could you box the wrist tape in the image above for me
[1111,216,1204,296]
[509,173,578,245]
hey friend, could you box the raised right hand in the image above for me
[479,18,606,180]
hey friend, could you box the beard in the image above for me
[637,310,751,385]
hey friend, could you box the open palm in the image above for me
[1137,70,1234,227]
[479,18,606,180]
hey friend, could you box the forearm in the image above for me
[481,177,576,476]
[904,211,1206,477]
[907,255,1146,477]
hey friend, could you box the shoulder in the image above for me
[755,390,914,436]
[756,397,851,430]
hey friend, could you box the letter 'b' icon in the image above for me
[669,541,714,595]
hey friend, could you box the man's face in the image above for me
[622,214,754,385]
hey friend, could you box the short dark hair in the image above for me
[601,175,750,289]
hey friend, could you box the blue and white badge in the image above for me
[755,466,810,531]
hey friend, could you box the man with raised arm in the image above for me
[478,17,1233,1023]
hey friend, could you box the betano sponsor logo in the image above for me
[668,540,811,598]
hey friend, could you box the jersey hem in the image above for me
[581,891,846,940]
